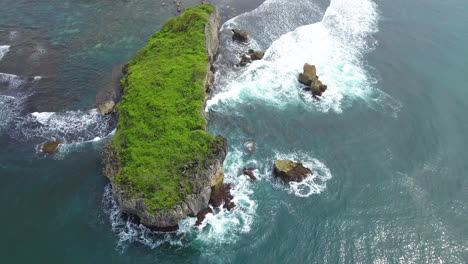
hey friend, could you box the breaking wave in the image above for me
[207,0,399,114]
[0,45,9,60]
[12,109,114,145]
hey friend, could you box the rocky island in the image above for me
[102,4,228,230]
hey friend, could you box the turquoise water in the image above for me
[0,0,467,263]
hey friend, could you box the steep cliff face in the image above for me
[102,5,225,229]
[203,7,220,91]
[103,137,226,228]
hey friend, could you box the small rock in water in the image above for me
[231,29,249,42]
[242,167,257,181]
[273,160,313,183]
[238,50,265,67]
[249,50,264,61]
[42,140,61,154]
[298,63,327,97]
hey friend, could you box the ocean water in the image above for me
[1,0,467,263]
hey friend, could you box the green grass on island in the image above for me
[110,4,218,212]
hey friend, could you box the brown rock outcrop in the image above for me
[273,160,313,183]
[298,63,327,97]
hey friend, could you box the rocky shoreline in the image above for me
[102,4,229,231]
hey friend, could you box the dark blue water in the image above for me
[0,0,467,263]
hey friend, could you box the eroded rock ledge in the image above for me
[102,4,225,230]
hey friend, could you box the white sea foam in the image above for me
[223,0,324,47]
[0,72,26,132]
[14,109,114,143]
[103,185,187,250]
[0,94,23,131]
[0,73,24,89]
[0,45,9,61]
[207,0,400,114]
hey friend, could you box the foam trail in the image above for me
[0,73,24,90]
[0,45,9,61]
[0,73,26,133]
[0,95,23,132]
[207,0,400,114]
[13,109,114,144]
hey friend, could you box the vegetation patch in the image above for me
[110,4,216,212]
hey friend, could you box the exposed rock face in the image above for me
[232,29,249,41]
[96,64,125,115]
[102,7,226,230]
[203,7,220,95]
[273,160,313,183]
[298,63,327,97]
[42,140,60,154]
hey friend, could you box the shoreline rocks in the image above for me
[298,63,327,97]
[273,160,312,183]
